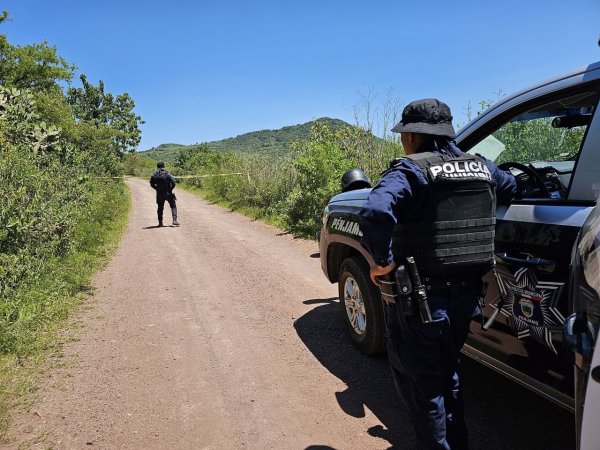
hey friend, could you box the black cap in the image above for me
[157,161,165,168]
[391,99,456,138]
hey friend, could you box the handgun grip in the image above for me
[406,256,423,287]
[394,265,412,296]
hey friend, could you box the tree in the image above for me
[66,74,144,154]
[0,12,74,93]
[173,144,213,172]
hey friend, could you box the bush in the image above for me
[0,84,129,353]
[282,123,354,235]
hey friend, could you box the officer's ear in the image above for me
[402,132,423,155]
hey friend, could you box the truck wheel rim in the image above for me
[344,277,367,336]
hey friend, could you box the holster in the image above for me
[394,265,414,316]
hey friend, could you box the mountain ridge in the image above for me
[139,117,351,162]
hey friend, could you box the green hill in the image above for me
[140,117,351,162]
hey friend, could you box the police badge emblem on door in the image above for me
[496,266,565,353]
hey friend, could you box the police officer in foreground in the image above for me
[359,99,516,449]
[150,161,179,227]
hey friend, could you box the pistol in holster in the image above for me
[392,258,433,324]
[393,264,414,316]
[405,257,433,324]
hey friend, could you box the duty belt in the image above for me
[420,274,479,291]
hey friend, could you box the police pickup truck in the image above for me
[319,61,600,414]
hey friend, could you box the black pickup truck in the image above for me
[319,61,600,413]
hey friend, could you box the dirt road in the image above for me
[7,177,574,449]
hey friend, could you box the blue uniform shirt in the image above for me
[359,140,516,266]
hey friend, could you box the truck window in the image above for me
[469,91,599,198]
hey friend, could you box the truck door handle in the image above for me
[495,252,556,271]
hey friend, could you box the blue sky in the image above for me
[3,0,600,150]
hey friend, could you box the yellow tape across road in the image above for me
[94,173,244,179]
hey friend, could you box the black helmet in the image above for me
[157,161,165,168]
[341,168,372,192]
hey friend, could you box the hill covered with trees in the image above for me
[139,118,351,162]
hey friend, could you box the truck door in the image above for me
[464,87,600,402]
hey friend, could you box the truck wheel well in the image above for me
[327,243,363,283]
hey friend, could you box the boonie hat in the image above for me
[391,98,456,138]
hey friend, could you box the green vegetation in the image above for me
[136,105,402,239]
[495,118,585,164]
[0,182,129,438]
[146,94,592,241]
[141,143,187,163]
[0,10,140,437]
[140,117,352,162]
[208,118,351,154]
[172,120,403,237]
[122,152,162,178]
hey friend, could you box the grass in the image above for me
[177,181,288,230]
[0,181,131,442]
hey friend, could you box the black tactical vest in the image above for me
[392,152,496,275]
[153,169,171,192]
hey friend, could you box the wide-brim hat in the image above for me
[391,98,456,138]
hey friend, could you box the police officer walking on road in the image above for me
[359,99,516,449]
[150,161,179,227]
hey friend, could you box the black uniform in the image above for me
[149,168,178,226]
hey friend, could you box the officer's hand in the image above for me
[370,262,395,286]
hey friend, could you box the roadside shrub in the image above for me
[121,152,157,177]
[282,123,355,236]
[0,17,140,434]
[0,84,128,354]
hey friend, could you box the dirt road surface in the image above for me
[6,177,574,449]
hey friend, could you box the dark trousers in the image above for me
[385,280,479,450]
[156,192,176,223]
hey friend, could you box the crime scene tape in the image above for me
[94,173,243,179]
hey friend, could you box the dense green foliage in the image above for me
[0,10,138,434]
[174,121,403,237]
[67,74,144,155]
[122,152,162,177]
[140,118,353,162]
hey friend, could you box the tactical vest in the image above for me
[153,169,171,192]
[392,152,496,275]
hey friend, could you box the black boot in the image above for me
[171,207,179,226]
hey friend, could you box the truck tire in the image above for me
[338,256,386,354]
